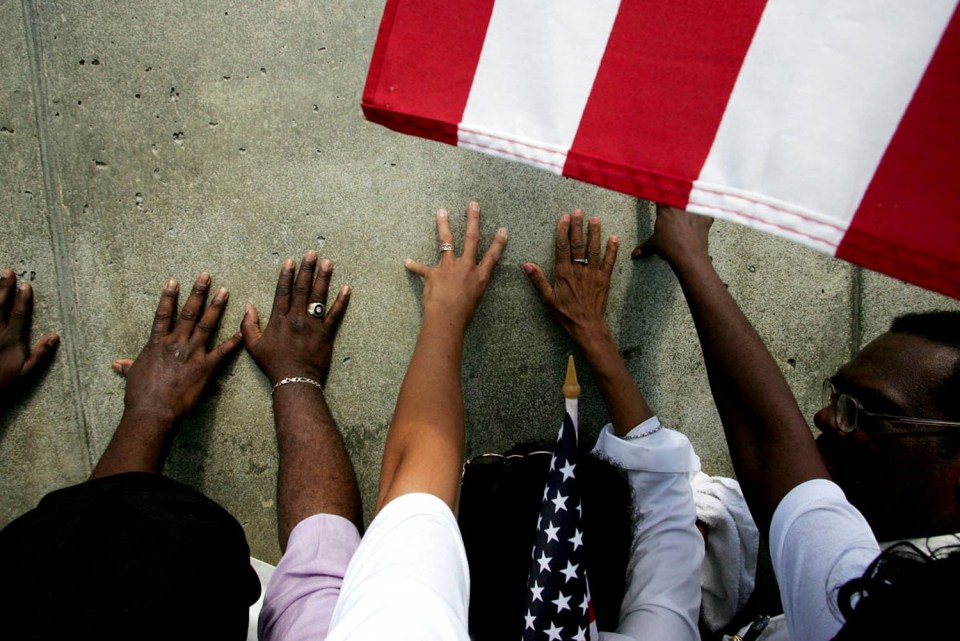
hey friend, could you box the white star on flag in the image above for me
[545,622,563,641]
[551,491,568,512]
[552,591,571,612]
[544,522,560,543]
[525,609,536,630]
[573,627,587,641]
[559,460,576,481]
[569,529,583,551]
[560,561,579,583]
[536,551,552,573]
[579,595,589,614]
[531,581,544,603]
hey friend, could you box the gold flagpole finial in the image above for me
[562,355,580,399]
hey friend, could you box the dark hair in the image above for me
[889,311,960,421]
[832,543,960,640]
[459,440,637,640]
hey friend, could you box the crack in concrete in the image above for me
[20,0,95,473]
[850,265,864,357]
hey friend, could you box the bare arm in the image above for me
[376,203,507,514]
[93,273,242,479]
[636,205,828,531]
[242,253,361,550]
[524,211,652,435]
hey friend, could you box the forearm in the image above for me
[671,255,828,529]
[90,410,176,479]
[377,316,465,513]
[574,326,653,436]
[273,384,362,550]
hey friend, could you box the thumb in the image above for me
[522,263,553,302]
[240,304,262,348]
[111,358,134,377]
[631,234,659,260]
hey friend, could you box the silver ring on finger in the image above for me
[439,243,455,252]
[307,302,325,319]
[572,258,589,265]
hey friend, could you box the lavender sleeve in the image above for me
[258,513,362,641]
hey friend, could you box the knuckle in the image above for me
[179,309,198,322]
[196,321,216,334]
[275,285,291,298]
[292,284,311,295]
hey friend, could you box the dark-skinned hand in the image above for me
[0,269,60,402]
[523,210,619,343]
[632,203,714,267]
[112,273,242,425]
[242,251,350,386]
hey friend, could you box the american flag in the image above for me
[363,0,960,299]
[522,359,599,641]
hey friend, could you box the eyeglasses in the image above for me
[461,451,552,479]
[821,379,960,434]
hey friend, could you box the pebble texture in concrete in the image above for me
[3,0,957,563]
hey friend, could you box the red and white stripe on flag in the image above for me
[363,0,960,299]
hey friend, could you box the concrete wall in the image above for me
[2,0,957,562]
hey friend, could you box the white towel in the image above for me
[691,472,760,632]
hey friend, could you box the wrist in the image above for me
[666,249,713,276]
[570,323,616,353]
[118,406,178,435]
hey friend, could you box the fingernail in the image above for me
[18,282,29,291]
[111,361,122,373]
[498,227,508,239]
[49,335,60,347]
[283,259,296,271]
[404,258,413,266]
[341,285,351,296]
[320,259,332,271]
[590,216,600,224]
[611,235,619,244]
[165,278,178,293]
[304,250,318,262]
[243,304,252,315]
[522,263,534,275]
[213,287,227,303]
[198,272,211,285]
[561,214,570,223]
[469,201,479,212]
[437,209,447,218]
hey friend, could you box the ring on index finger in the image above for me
[572,258,589,265]
[307,302,325,319]
[439,243,455,252]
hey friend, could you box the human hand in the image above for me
[112,273,242,425]
[404,201,508,332]
[632,203,713,268]
[242,251,350,386]
[523,210,619,344]
[0,269,60,400]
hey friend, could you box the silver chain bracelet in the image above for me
[272,376,323,394]
[624,423,663,440]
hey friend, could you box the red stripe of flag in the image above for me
[361,0,497,145]
[563,1,768,207]
[837,7,960,298]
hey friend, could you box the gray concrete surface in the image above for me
[2,0,958,563]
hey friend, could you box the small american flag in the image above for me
[522,359,599,641]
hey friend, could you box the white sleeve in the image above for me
[326,493,471,641]
[593,419,704,641]
[769,479,881,641]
